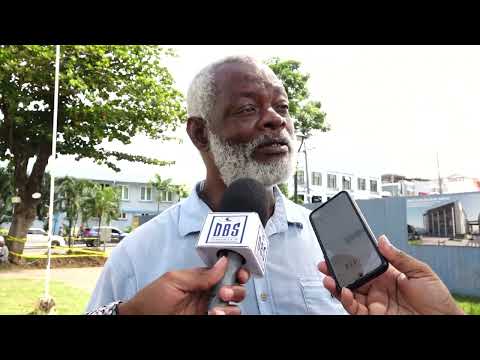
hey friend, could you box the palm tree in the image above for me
[171,184,189,202]
[56,177,95,247]
[83,185,121,251]
[150,175,173,213]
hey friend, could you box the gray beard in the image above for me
[208,130,297,187]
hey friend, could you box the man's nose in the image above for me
[258,108,286,132]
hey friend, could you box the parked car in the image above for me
[84,226,127,247]
[25,228,66,247]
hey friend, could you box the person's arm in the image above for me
[87,256,250,315]
[318,235,464,315]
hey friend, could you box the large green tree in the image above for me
[0,46,186,258]
[266,57,330,203]
[266,57,330,138]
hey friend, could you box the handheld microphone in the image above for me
[195,178,269,311]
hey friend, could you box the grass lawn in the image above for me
[0,278,90,315]
[453,294,480,315]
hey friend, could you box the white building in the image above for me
[287,134,383,203]
[381,174,480,197]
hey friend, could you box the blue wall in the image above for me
[356,197,480,298]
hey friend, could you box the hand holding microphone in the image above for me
[114,178,268,315]
[196,178,270,314]
[117,256,250,315]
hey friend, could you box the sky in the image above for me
[55,45,480,190]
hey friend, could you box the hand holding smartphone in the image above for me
[309,191,388,292]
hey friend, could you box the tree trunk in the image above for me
[6,201,37,260]
[68,217,73,248]
[6,144,51,262]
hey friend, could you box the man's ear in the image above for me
[187,117,210,152]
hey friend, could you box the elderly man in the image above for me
[86,55,345,315]
[87,57,344,314]
[87,55,464,316]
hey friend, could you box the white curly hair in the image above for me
[186,55,282,123]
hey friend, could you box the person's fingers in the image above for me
[322,276,340,299]
[236,267,250,284]
[172,256,228,292]
[318,261,331,276]
[339,287,369,315]
[219,285,247,303]
[378,235,431,277]
[209,306,242,315]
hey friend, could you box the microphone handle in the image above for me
[208,250,244,311]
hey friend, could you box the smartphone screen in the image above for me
[309,191,388,290]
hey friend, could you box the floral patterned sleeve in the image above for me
[86,301,123,315]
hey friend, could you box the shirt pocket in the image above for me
[299,276,346,315]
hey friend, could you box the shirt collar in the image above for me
[178,182,212,237]
[178,181,305,237]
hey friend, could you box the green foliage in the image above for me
[83,185,121,227]
[150,174,189,210]
[171,183,189,200]
[0,45,186,248]
[123,226,133,233]
[266,57,329,137]
[0,45,186,169]
[289,195,305,205]
[453,294,480,315]
[277,183,289,198]
[56,176,95,245]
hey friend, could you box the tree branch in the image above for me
[27,142,51,193]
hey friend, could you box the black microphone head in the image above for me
[219,178,269,227]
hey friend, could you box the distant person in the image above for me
[0,236,9,264]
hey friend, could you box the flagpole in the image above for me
[44,45,61,300]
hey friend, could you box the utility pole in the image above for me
[436,152,443,194]
[303,137,310,203]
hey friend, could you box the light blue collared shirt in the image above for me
[86,183,346,315]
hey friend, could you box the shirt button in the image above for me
[260,292,268,301]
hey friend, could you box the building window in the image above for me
[120,185,129,201]
[358,178,366,191]
[141,186,152,201]
[159,190,173,202]
[327,174,337,189]
[370,180,378,193]
[119,212,127,220]
[296,170,305,185]
[312,172,322,186]
[342,176,351,190]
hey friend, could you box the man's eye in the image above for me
[237,106,256,114]
[276,104,289,114]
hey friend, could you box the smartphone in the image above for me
[309,191,388,291]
